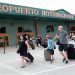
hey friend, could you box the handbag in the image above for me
[56,39,60,45]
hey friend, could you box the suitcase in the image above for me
[27,52,34,62]
[44,49,51,61]
[56,39,60,45]
[67,44,75,59]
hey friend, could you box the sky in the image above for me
[0,0,75,14]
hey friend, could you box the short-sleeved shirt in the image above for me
[57,30,67,44]
[47,39,53,49]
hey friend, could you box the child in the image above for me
[46,35,55,63]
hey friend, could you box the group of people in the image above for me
[17,25,69,68]
[44,25,68,64]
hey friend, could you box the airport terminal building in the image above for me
[0,3,75,47]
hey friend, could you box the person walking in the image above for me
[46,35,55,63]
[53,25,68,64]
[36,34,42,47]
[17,34,30,68]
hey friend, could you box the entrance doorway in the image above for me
[69,26,75,34]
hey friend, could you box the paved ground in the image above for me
[0,40,75,75]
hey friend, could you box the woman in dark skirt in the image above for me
[17,34,30,68]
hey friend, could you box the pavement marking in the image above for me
[1,60,75,75]
[31,62,75,75]
[0,62,30,75]
[0,47,75,75]
[0,63,20,73]
[3,57,61,69]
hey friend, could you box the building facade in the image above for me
[0,3,75,46]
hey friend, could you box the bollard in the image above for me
[4,42,5,54]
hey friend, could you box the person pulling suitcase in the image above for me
[46,35,55,63]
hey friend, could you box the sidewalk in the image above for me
[0,43,75,75]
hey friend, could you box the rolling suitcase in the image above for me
[44,49,51,61]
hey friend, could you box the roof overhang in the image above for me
[0,2,75,22]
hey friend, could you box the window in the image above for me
[0,27,6,33]
[18,27,24,32]
[70,26,75,31]
[46,25,54,32]
[18,27,32,32]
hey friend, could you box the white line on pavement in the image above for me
[0,63,30,75]
[31,62,75,75]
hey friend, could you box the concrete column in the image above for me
[34,20,39,37]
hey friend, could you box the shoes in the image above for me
[63,58,66,62]
[31,57,34,63]
[50,60,52,64]
[21,65,25,68]
[65,60,68,64]
[63,58,68,64]
[52,59,54,61]
[50,59,54,64]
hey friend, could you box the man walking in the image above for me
[53,25,68,64]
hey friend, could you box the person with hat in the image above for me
[46,35,55,63]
